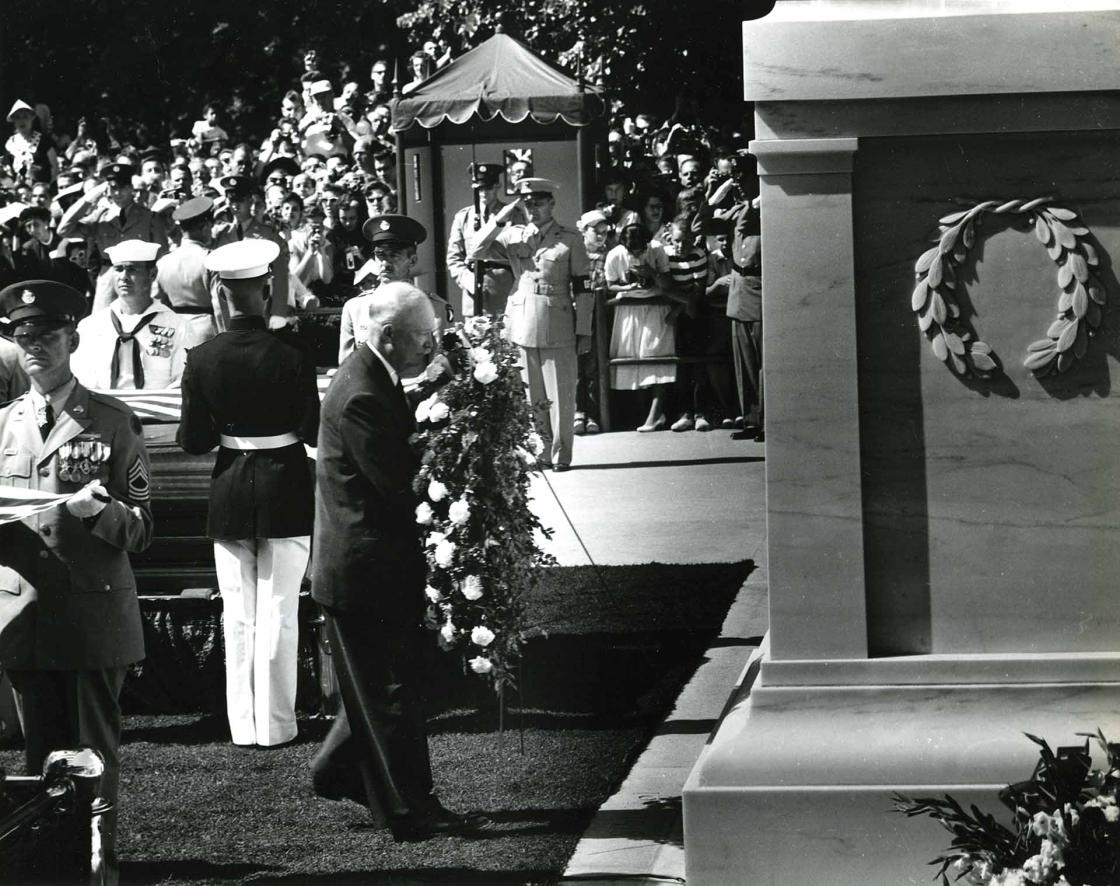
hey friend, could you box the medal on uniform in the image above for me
[58,442,73,481]
[148,324,174,357]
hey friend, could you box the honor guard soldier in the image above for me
[446,162,513,317]
[0,279,153,880]
[153,196,220,343]
[340,214,451,364]
[177,239,320,747]
[469,178,593,471]
[72,239,194,390]
[211,175,292,332]
[57,160,169,312]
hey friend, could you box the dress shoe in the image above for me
[391,807,488,842]
[585,418,600,434]
[573,416,587,435]
[732,416,745,429]
[671,414,694,432]
[695,414,712,432]
[719,417,735,429]
[636,415,667,433]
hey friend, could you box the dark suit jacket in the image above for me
[177,315,319,539]
[311,344,425,622]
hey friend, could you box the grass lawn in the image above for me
[1,561,752,885]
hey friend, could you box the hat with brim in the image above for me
[105,239,160,265]
[50,237,86,260]
[309,80,334,96]
[6,100,34,122]
[173,196,215,224]
[259,156,300,184]
[514,177,559,197]
[103,162,136,185]
[577,209,610,230]
[362,214,426,246]
[0,279,87,335]
[218,174,257,201]
[471,162,503,187]
[205,239,281,280]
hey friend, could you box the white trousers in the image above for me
[520,345,577,467]
[213,537,310,746]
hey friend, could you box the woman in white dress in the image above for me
[606,223,677,432]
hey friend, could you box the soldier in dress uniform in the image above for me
[469,178,593,471]
[0,279,152,880]
[71,240,194,390]
[57,160,170,312]
[339,215,451,365]
[153,196,219,343]
[446,162,513,317]
[211,175,292,332]
[177,239,319,747]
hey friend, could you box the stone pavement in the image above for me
[524,428,769,885]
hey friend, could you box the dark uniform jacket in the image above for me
[725,201,762,323]
[0,383,151,669]
[311,345,425,622]
[177,316,319,539]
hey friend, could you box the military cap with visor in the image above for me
[0,280,87,335]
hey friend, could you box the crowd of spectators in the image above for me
[0,38,762,438]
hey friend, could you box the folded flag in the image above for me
[0,485,75,526]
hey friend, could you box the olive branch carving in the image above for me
[912,198,1104,376]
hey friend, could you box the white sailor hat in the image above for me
[205,239,281,279]
[6,100,34,122]
[308,79,334,95]
[105,239,160,264]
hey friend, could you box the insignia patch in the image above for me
[127,457,150,502]
[380,220,391,231]
[20,290,35,304]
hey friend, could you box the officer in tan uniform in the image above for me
[470,178,593,470]
[153,196,219,343]
[0,279,152,879]
[446,162,513,316]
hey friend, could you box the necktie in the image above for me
[37,401,54,441]
[110,311,158,388]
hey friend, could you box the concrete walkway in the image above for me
[523,428,769,885]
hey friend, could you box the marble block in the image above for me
[685,2,1120,884]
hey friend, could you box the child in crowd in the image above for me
[575,209,613,435]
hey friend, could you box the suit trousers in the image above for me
[310,607,435,827]
[731,319,764,428]
[520,345,577,467]
[8,666,127,870]
[213,536,309,746]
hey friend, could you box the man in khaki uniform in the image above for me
[470,178,593,470]
[0,279,153,879]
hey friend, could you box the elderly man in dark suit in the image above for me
[310,281,483,841]
[0,279,153,879]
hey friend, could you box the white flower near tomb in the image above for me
[426,530,446,547]
[461,575,484,600]
[440,622,457,643]
[468,346,491,365]
[473,360,499,385]
[516,447,535,465]
[428,479,449,502]
[429,400,451,422]
[448,496,471,525]
[414,393,437,423]
[415,502,434,525]
[434,539,457,568]
[425,585,443,603]
[527,432,544,455]
[470,625,495,647]
[469,656,493,674]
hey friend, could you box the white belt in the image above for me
[220,432,299,450]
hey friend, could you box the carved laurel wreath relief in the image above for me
[912,198,1104,376]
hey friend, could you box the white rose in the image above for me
[469,346,491,365]
[468,656,493,674]
[435,539,456,568]
[428,479,449,502]
[426,530,446,548]
[429,400,451,422]
[415,502,434,525]
[414,398,432,423]
[527,432,544,455]
[425,584,443,603]
[470,625,495,647]
[440,622,457,643]
[448,496,471,525]
[462,575,484,600]
[473,361,499,385]
[516,447,535,465]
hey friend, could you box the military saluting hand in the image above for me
[494,198,528,226]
